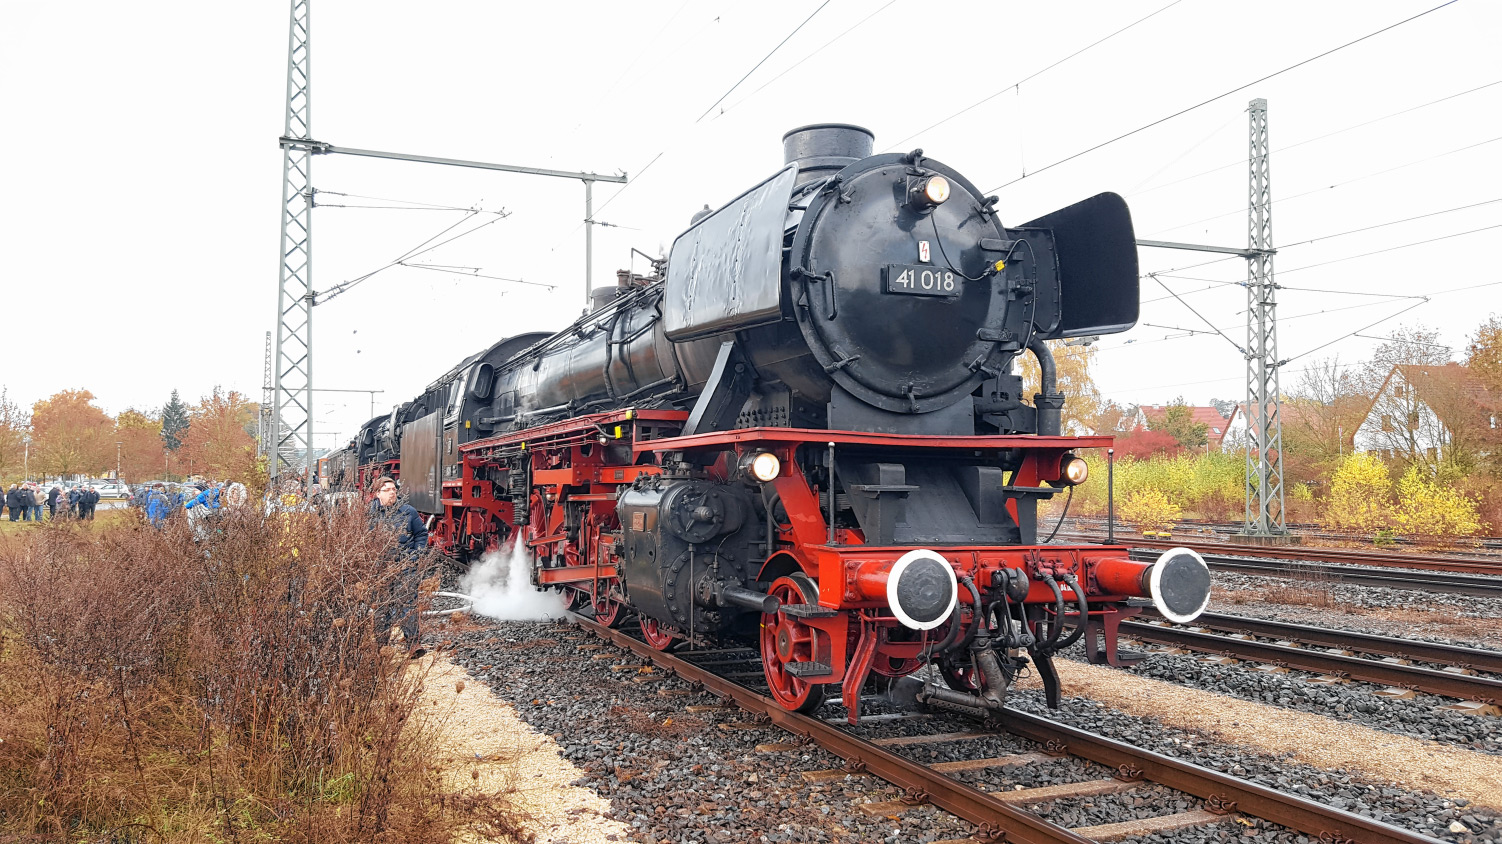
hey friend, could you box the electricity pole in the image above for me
[1243,97,1285,537]
[1134,98,1285,540]
[270,0,315,492]
[269,0,624,497]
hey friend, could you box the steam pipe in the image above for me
[1028,337,1063,436]
[716,583,781,614]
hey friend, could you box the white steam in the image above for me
[459,539,568,621]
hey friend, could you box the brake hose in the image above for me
[1050,572,1090,652]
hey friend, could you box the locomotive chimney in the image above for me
[782,123,874,187]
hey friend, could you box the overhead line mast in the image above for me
[270,0,315,489]
[268,0,625,496]
[1244,97,1285,537]
[1135,99,1286,540]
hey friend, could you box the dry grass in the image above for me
[0,505,526,843]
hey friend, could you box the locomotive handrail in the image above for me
[630,428,1115,454]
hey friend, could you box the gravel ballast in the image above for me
[440,615,1502,843]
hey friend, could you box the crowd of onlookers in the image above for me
[3,482,102,521]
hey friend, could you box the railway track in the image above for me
[1099,545,1502,598]
[1119,610,1502,703]
[573,614,1447,844]
[1056,531,1502,577]
[1064,517,1502,555]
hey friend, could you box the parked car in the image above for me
[91,481,132,498]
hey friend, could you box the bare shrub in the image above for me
[0,505,526,842]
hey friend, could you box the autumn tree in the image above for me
[162,389,190,452]
[31,390,114,477]
[1282,356,1369,487]
[116,408,165,482]
[0,387,29,482]
[178,387,258,483]
[1465,314,1502,393]
[1149,397,1209,450]
[1113,428,1183,460]
[1017,341,1104,434]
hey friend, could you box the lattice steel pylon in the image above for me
[270,0,316,491]
[258,330,273,457]
[1243,98,1285,535]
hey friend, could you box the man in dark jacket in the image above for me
[367,475,428,657]
[5,485,21,521]
[46,485,61,519]
[67,486,81,517]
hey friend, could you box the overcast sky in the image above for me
[2,0,1497,444]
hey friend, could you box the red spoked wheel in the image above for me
[592,587,626,628]
[640,617,680,651]
[562,587,589,612]
[760,573,828,714]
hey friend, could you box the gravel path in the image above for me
[442,616,1502,843]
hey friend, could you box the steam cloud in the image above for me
[459,539,567,621]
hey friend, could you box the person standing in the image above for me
[46,485,61,520]
[67,485,81,518]
[5,484,20,521]
[17,484,34,521]
[27,483,43,521]
[367,475,429,658]
[144,483,171,527]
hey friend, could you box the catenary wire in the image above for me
[397,262,556,290]
[318,211,512,305]
[719,0,903,119]
[696,0,831,122]
[1129,78,1502,199]
[1138,198,1502,303]
[983,0,1461,193]
[313,189,507,215]
[884,0,1185,152]
[1144,135,1502,236]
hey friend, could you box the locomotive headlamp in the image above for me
[923,175,950,204]
[1057,453,1089,486]
[741,451,781,483]
[909,175,951,209]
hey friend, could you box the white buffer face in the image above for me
[1148,547,1213,623]
[887,549,959,631]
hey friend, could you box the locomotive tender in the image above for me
[325,124,1212,721]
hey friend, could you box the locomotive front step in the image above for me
[783,661,834,678]
[779,603,839,619]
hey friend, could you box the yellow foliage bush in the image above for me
[1119,487,1181,532]
[1392,465,1484,540]
[1323,453,1392,532]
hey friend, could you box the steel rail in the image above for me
[1123,550,1502,598]
[1120,621,1502,702]
[997,709,1443,844]
[1141,609,1502,675]
[1060,532,1502,576]
[574,616,1095,844]
[573,615,1444,844]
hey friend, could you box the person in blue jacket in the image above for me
[145,483,172,527]
[367,475,428,658]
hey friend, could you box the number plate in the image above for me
[883,264,958,297]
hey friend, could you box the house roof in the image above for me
[1355,363,1502,445]
[1394,364,1502,412]
[1137,405,1233,438]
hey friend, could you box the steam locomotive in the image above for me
[323,124,1212,722]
